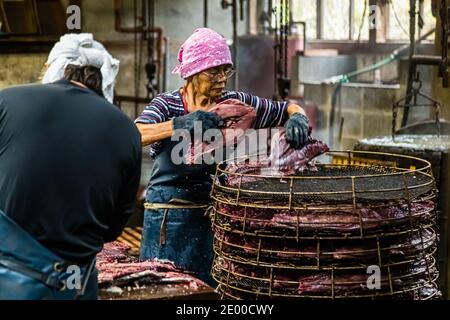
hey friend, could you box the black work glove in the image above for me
[284,113,310,149]
[173,110,224,136]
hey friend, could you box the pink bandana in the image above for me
[172,28,233,79]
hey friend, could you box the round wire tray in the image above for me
[213,227,438,270]
[216,282,441,300]
[212,256,440,300]
[212,194,437,239]
[210,150,440,299]
[211,150,435,203]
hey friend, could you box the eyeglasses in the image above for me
[201,68,236,81]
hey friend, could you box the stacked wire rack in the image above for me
[210,151,441,300]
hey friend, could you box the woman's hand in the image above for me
[285,104,310,149]
[172,110,224,136]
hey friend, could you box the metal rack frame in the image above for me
[210,150,440,300]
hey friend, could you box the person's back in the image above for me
[0,79,142,264]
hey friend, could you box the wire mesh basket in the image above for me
[212,256,440,300]
[210,150,440,300]
[211,151,435,203]
[213,227,437,270]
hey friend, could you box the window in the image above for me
[291,0,370,41]
[291,0,317,39]
[322,0,350,40]
[353,0,369,40]
[290,0,435,43]
[388,0,435,41]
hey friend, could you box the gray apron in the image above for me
[140,138,216,286]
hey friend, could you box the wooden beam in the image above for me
[376,0,389,43]
[369,0,377,44]
[368,0,389,43]
[306,39,435,55]
[248,0,257,35]
[0,37,56,53]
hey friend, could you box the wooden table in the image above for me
[99,283,219,300]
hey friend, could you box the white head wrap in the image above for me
[42,33,120,103]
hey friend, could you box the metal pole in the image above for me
[273,0,279,98]
[402,0,417,127]
[204,0,208,27]
[232,0,239,90]
[349,0,354,40]
[418,0,424,40]
[284,0,288,79]
[268,0,273,33]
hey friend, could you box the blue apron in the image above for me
[0,210,97,300]
[140,139,216,286]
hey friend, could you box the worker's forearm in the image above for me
[136,121,173,146]
[287,103,307,117]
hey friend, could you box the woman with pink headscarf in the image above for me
[135,28,309,286]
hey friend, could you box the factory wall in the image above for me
[0,0,247,188]
[0,53,47,88]
[1,0,446,149]
[302,81,402,150]
[294,54,443,150]
[83,0,246,96]
[0,0,247,119]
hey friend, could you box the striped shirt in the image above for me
[135,89,289,157]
